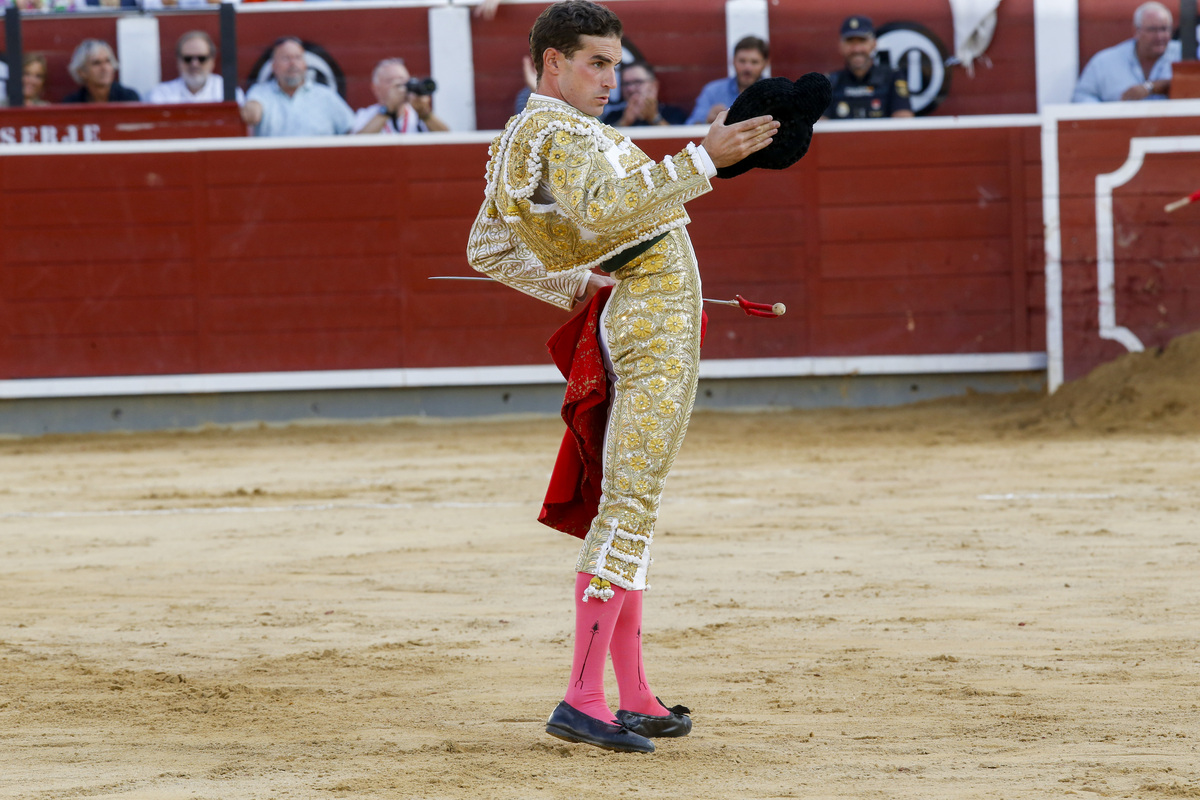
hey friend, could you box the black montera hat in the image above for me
[714,72,832,180]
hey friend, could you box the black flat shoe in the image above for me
[545,701,655,753]
[615,698,692,738]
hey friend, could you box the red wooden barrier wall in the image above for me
[0,123,1044,382]
[1049,112,1200,383]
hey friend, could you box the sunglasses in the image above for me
[181,54,212,64]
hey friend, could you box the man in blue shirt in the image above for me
[1073,1,1180,102]
[241,37,355,137]
[685,35,769,125]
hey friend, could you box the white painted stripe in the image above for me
[1033,0,1078,110]
[429,5,477,133]
[726,0,771,78]
[1041,105,1065,392]
[1045,97,1200,121]
[0,112,1046,158]
[115,15,162,99]
[0,353,1047,400]
[1095,135,1200,353]
[237,0,446,13]
[697,352,1047,379]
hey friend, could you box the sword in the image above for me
[428,276,786,317]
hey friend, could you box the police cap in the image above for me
[840,15,875,39]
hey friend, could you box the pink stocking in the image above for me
[608,588,669,715]
[562,572,626,722]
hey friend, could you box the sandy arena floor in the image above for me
[2,373,1199,798]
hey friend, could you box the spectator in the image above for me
[240,37,355,137]
[602,61,687,127]
[147,31,244,105]
[824,15,914,119]
[61,40,140,104]
[22,53,49,107]
[514,54,537,114]
[353,58,448,134]
[1073,1,1180,102]
[685,35,769,124]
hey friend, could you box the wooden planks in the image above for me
[0,123,1044,381]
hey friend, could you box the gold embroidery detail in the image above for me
[628,277,651,295]
[664,314,686,334]
[630,318,654,339]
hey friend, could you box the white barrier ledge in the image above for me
[0,352,1047,399]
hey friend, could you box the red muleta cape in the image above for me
[538,286,705,538]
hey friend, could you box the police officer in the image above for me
[825,15,914,120]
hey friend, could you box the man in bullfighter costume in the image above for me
[467,0,828,753]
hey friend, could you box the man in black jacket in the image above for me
[824,15,914,120]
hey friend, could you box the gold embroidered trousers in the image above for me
[574,229,702,592]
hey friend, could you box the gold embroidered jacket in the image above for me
[466,95,713,309]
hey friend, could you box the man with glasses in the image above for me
[1073,1,1181,102]
[147,31,244,105]
[601,61,686,127]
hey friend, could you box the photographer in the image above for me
[353,58,449,134]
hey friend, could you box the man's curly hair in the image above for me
[529,1,623,82]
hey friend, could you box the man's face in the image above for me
[620,65,654,102]
[551,34,621,117]
[272,41,308,90]
[1134,8,1172,61]
[178,36,215,91]
[372,63,410,106]
[81,47,115,90]
[839,34,876,75]
[733,48,767,90]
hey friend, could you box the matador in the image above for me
[466,0,779,753]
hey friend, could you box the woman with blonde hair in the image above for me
[22,53,50,106]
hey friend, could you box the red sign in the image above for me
[0,102,246,144]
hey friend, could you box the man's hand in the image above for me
[1121,79,1168,101]
[575,272,617,305]
[700,110,779,169]
[241,99,263,127]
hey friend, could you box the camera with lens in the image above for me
[405,77,437,96]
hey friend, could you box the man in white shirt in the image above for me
[1073,1,1180,102]
[352,58,448,134]
[241,37,355,137]
[147,31,245,105]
